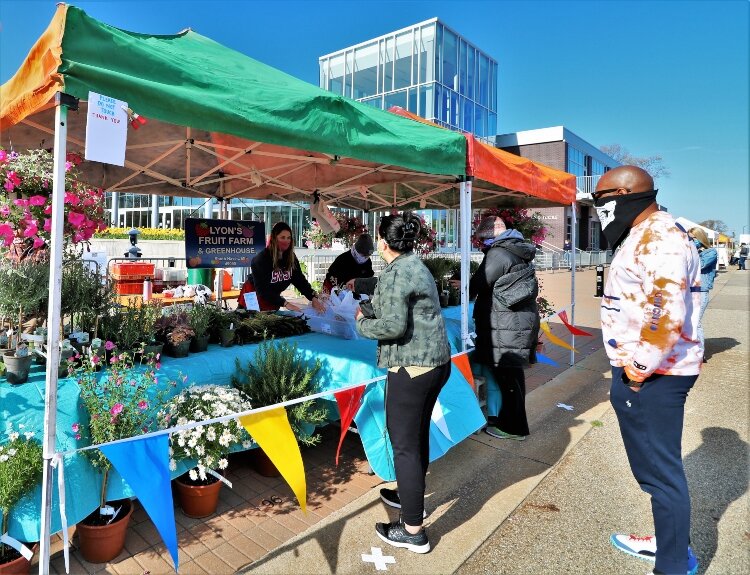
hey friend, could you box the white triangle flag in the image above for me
[431,398,453,442]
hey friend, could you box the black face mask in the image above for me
[594,190,658,250]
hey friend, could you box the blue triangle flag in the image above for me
[536,352,559,366]
[100,435,179,571]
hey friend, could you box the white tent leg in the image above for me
[39,95,72,575]
[569,201,577,366]
[459,180,473,351]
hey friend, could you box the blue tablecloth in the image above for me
[0,306,479,540]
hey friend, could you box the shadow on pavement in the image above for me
[703,337,740,362]
[685,427,748,572]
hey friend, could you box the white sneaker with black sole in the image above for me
[380,488,427,518]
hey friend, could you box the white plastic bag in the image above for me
[310,192,340,234]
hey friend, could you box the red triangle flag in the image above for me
[451,353,475,391]
[334,386,366,465]
[558,310,593,337]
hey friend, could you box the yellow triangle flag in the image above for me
[240,407,307,513]
[540,321,578,352]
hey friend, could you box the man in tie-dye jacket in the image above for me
[594,166,702,575]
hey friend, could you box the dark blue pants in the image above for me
[610,366,697,575]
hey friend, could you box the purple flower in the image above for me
[104,340,115,351]
[137,401,148,411]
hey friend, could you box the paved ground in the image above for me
[41,267,748,574]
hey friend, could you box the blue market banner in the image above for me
[185,218,265,268]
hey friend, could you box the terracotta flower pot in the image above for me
[0,542,37,575]
[2,352,33,384]
[76,499,133,564]
[189,334,209,353]
[175,474,222,518]
[250,448,281,478]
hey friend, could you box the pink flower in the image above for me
[13,198,29,208]
[32,236,45,249]
[110,403,124,416]
[43,219,51,232]
[104,340,115,351]
[71,423,80,433]
[110,355,118,364]
[0,205,9,217]
[4,172,21,191]
[65,161,73,172]
[44,205,53,215]
[0,223,13,246]
[64,192,80,206]
[155,362,161,370]
[137,401,148,411]
[68,211,85,227]
[23,223,39,238]
[75,433,82,441]
[29,195,47,206]
[0,150,7,162]
[91,355,100,365]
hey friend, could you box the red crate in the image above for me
[114,280,144,295]
[110,262,155,281]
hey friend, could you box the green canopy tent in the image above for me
[1,6,575,572]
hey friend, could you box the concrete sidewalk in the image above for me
[242,269,749,574]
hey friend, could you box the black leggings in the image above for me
[385,361,451,526]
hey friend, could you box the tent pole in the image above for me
[569,201,577,366]
[40,93,76,575]
[459,179,473,351]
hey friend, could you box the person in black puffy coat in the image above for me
[460,215,539,441]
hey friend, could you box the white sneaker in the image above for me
[610,533,657,562]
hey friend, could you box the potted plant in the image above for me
[60,258,115,341]
[100,300,146,355]
[0,425,43,574]
[157,384,252,517]
[0,148,107,261]
[231,338,327,476]
[213,311,236,348]
[0,260,49,383]
[154,310,194,358]
[422,257,455,308]
[70,348,168,563]
[188,304,214,353]
[137,300,163,359]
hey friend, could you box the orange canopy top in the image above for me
[389,107,576,206]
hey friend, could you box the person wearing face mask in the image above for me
[688,227,717,357]
[594,166,702,575]
[450,215,539,442]
[322,233,375,293]
[348,212,451,555]
[241,222,325,313]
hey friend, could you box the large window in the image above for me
[568,146,586,177]
[353,43,378,99]
[394,32,412,89]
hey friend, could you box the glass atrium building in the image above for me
[319,18,498,141]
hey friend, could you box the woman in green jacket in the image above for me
[351,212,451,554]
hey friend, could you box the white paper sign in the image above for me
[243,292,260,311]
[85,91,128,166]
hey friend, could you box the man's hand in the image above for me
[344,279,357,291]
[355,306,363,321]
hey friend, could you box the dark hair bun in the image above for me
[378,211,421,253]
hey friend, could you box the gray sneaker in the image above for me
[485,426,526,441]
[375,520,430,554]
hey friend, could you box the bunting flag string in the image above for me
[240,408,307,513]
[451,352,475,391]
[557,310,593,337]
[100,435,179,571]
[535,352,559,366]
[333,385,366,465]
[540,321,577,352]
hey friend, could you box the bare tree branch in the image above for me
[600,144,671,179]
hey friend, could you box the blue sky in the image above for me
[2,1,748,237]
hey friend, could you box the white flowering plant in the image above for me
[0,425,43,560]
[157,384,252,485]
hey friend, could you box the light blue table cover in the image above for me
[0,305,479,540]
